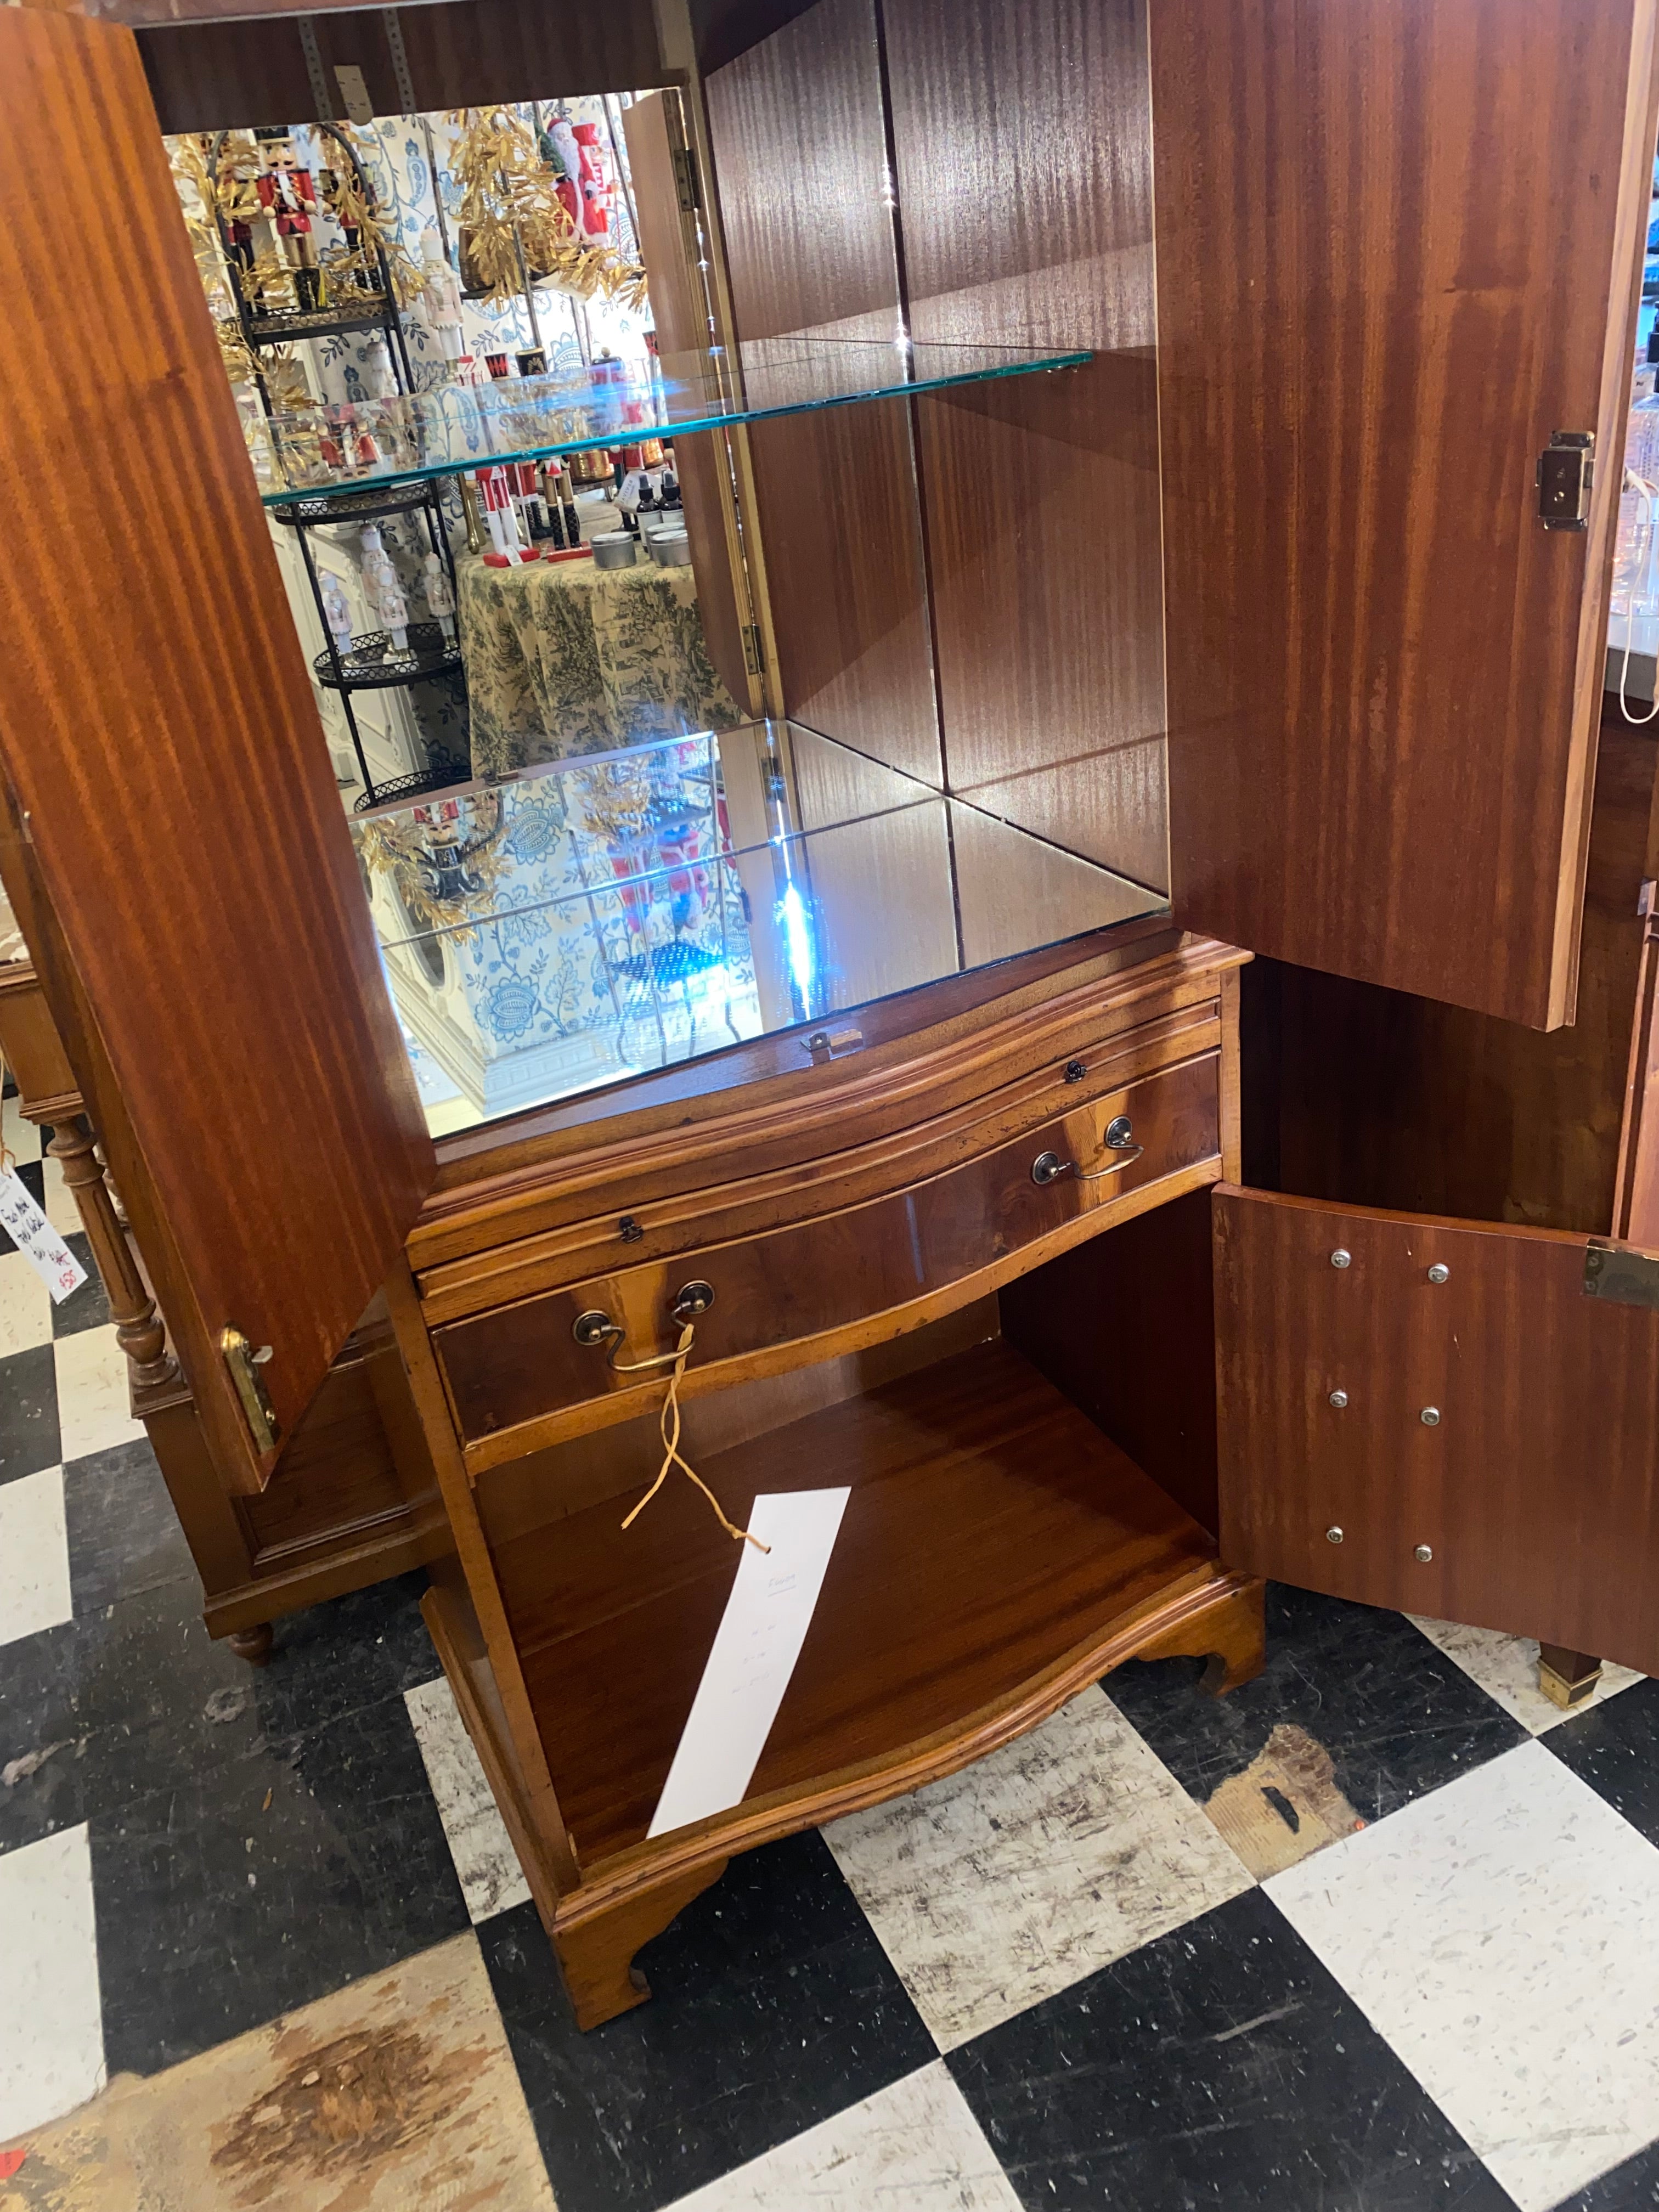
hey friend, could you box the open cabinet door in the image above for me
[1213,1186,1659,1674]
[1153,0,1659,1029]
[0,9,435,1496]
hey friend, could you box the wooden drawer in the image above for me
[437,1048,1221,1466]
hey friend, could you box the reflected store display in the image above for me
[356,721,1163,1135]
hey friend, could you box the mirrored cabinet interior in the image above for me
[3,0,1659,2022]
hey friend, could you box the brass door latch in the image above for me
[220,1326,279,1453]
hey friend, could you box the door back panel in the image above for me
[1214,1185,1659,1673]
[1154,0,1659,1027]
[0,12,434,1492]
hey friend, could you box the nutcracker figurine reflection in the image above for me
[256,128,321,311]
[422,552,457,641]
[359,526,410,651]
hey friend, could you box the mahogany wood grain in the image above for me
[622,92,755,714]
[1265,722,1659,1233]
[704,0,941,780]
[1002,1185,1222,1537]
[0,10,433,1488]
[384,1257,582,1890]
[498,1340,1222,1864]
[420,981,1223,1322]
[136,0,665,131]
[1153,0,1659,1027]
[0,965,81,1128]
[1214,1186,1659,1674]
[435,1049,1221,1452]
[420,923,1221,1251]
[913,361,1166,887]
[881,0,1166,885]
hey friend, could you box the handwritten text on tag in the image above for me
[0,1170,87,1303]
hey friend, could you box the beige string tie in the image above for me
[617,1321,769,1551]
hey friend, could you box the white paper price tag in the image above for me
[648,1487,851,1838]
[0,1169,86,1303]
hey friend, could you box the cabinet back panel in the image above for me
[1154,0,1659,1026]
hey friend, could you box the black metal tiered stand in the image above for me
[208,122,470,811]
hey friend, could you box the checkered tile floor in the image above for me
[2,1089,1657,2206]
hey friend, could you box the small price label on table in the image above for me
[0,1169,86,1302]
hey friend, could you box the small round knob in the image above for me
[1031,1150,1070,1186]
[1326,1526,1344,1544]
[1330,1248,1352,1269]
[572,1308,617,1347]
[1063,1059,1087,1083]
[1328,1388,1348,1409]
[618,1215,644,1244]
[1427,1262,1449,1284]
[1420,1406,1441,1427]
[673,1279,716,1320]
[1414,1544,1434,1563]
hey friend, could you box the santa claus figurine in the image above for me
[358,526,410,651]
[256,129,321,311]
[548,118,611,243]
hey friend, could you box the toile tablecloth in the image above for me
[457,548,742,776]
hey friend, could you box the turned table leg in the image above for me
[1538,1645,1602,1711]
[227,1622,275,1667]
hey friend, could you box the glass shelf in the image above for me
[352,720,1162,1138]
[250,335,1091,509]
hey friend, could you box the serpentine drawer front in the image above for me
[435,1048,1221,1463]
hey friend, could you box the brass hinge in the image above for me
[742,623,766,675]
[221,1325,280,1453]
[672,145,702,213]
[1537,431,1595,531]
[1583,1241,1659,1310]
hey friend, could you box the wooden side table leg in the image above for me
[1538,1645,1602,1711]
[553,1859,730,2030]
[227,1622,275,1667]
[1125,1573,1267,1696]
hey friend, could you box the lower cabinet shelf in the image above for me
[493,1337,1235,1870]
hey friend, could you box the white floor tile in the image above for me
[53,1328,142,1464]
[0,1249,52,1359]
[663,2062,1022,2211]
[1267,1739,1659,2212]
[405,1674,531,1923]
[0,1465,71,1647]
[1,1096,41,1166]
[825,1683,1252,2049]
[41,1154,79,1237]
[1411,1615,1643,1734]
[0,1826,105,2137]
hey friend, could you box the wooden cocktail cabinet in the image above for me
[4,0,1659,2024]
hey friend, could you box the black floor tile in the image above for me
[0,1160,46,1257]
[1550,2136,1659,2209]
[1543,1677,1659,1842]
[479,1829,935,2212]
[0,1339,60,1483]
[91,1692,469,2073]
[1107,1582,1527,1829]
[49,1232,110,1338]
[63,1435,195,1613]
[0,1568,437,1859]
[948,1888,1511,2211]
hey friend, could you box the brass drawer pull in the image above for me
[572,1280,716,1370]
[1031,1115,1144,1187]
